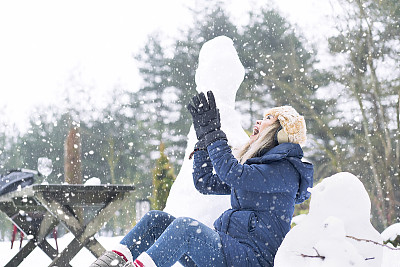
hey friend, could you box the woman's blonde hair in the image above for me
[234,120,281,164]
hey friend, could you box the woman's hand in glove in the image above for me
[187,91,221,140]
[187,91,227,147]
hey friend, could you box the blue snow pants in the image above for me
[120,210,226,267]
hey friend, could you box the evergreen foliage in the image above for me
[151,143,176,211]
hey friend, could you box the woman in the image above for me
[90,91,313,267]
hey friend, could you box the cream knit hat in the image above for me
[265,106,307,146]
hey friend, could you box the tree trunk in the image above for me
[64,126,83,222]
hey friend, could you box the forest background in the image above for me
[0,0,399,240]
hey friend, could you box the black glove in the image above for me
[187,91,221,140]
[187,91,227,147]
[204,129,227,147]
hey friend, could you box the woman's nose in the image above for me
[256,120,262,125]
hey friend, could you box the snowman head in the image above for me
[195,36,245,106]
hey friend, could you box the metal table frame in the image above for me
[0,184,135,267]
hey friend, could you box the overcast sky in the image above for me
[0,0,340,132]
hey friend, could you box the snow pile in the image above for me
[164,36,249,227]
[381,223,400,266]
[381,222,400,244]
[84,177,101,185]
[275,172,383,267]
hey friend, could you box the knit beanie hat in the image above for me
[264,106,307,146]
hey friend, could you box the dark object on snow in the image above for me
[90,251,130,267]
[0,170,36,196]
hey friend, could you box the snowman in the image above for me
[163,36,249,227]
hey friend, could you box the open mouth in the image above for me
[253,126,259,135]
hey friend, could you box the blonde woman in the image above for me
[90,91,313,267]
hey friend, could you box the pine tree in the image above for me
[151,142,176,211]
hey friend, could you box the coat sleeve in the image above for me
[192,150,231,195]
[207,140,294,193]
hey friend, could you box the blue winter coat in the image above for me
[193,140,313,267]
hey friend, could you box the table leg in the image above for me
[1,201,62,266]
[5,240,36,267]
[36,211,59,242]
[36,192,129,266]
[52,238,85,267]
[0,201,39,236]
[35,192,82,233]
[86,238,106,258]
[38,239,59,260]
[33,210,62,261]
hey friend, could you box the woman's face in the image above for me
[249,114,278,143]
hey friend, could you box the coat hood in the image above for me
[246,143,313,204]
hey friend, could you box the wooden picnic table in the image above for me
[0,184,135,267]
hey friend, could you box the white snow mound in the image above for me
[275,172,383,267]
[381,223,400,243]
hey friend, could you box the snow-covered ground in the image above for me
[0,233,119,266]
[0,232,399,267]
[0,219,399,266]
[1,172,399,266]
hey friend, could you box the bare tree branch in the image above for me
[300,247,326,260]
[346,235,400,251]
